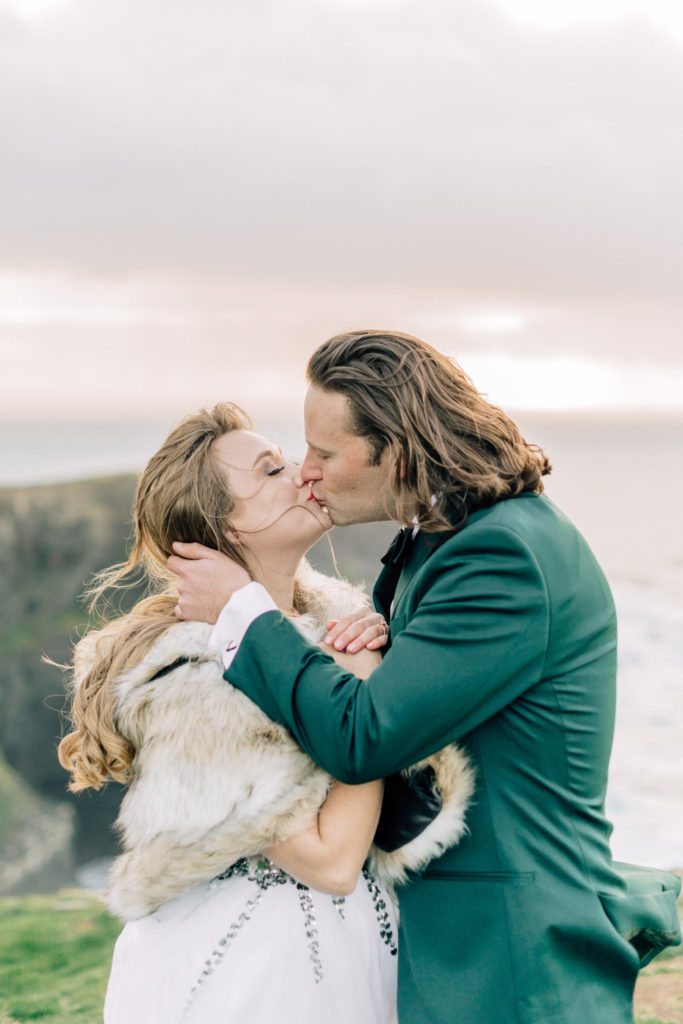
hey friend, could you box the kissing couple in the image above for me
[60,330,680,1024]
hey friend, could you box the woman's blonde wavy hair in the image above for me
[58,401,309,794]
[307,330,551,531]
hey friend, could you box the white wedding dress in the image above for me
[104,856,398,1024]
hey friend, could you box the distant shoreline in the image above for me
[2,409,683,489]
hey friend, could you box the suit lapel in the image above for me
[391,529,455,618]
[373,563,394,620]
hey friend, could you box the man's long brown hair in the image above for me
[307,330,551,531]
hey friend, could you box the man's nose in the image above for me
[299,449,321,486]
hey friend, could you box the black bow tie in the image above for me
[374,528,415,621]
[381,527,415,568]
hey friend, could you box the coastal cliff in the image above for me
[0,748,75,897]
[0,475,140,889]
[0,474,393,891]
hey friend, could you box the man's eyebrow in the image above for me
[306,440,333,455]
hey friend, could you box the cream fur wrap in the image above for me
[87,563,474,922]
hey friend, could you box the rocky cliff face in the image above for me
[0,476,140,873]
[0,748,76,896]
[0,474,394,889]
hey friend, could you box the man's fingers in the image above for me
[168,542,215,577]
[167,555,183,577]
[171,541,211,559]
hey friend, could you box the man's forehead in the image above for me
[304,386,355,443]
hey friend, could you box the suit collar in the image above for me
[390,528,454,615]
[388,494,542,618]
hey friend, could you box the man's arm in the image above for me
[264,644,383,895]
[227,525,552,783]
[168,542,389,656]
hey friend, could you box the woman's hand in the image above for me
[323,610,389,654]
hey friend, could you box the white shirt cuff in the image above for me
[208,581,278,670]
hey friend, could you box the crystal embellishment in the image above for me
[363,867,398,956]
[180,856,396,1016]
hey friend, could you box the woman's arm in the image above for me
[264,779,383,895]
[264,644,383,895]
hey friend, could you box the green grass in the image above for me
[633,884,683,1024]
[0,891,121,1024]
[637,1019,678,1024]
[0,887,680,1024]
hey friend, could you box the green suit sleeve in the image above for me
[226,524,550,783]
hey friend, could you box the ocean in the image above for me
[519,412,683,869]
[2,411,682,870]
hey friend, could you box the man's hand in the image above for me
[167,542,251,623]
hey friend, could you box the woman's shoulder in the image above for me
[296,559,370,632]
[113,621,286,748]
[112,619,217,702]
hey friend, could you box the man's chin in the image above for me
[320,502,386,527]
[326,510,362,527]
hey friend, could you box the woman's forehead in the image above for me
[213,429,278,469]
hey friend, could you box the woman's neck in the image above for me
[249,558,301,616]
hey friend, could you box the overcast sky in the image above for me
[1,0,682,419]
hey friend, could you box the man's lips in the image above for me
[307,485,328,513]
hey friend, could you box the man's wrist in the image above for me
[208,582,278,669]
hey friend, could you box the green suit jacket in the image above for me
[227,493,680,1023]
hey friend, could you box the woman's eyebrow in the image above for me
[252,448,282,467]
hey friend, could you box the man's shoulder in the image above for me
[449,492,567,544]
[470,491,559,526]
[425,493,582,571]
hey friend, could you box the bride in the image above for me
[58,402,472,1024]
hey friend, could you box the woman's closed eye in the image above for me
[266,466,285,477]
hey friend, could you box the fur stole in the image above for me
[97,562,473,921]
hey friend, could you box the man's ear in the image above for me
[390,446,406,481]
[381,441,403,480]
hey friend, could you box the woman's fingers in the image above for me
[324,612,373,647]
[347,621,389,653]
[359,625,389,652]
[323,612,388,652]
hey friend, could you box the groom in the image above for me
[169,330,680,1023]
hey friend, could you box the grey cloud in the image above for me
[1,0,682,307]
